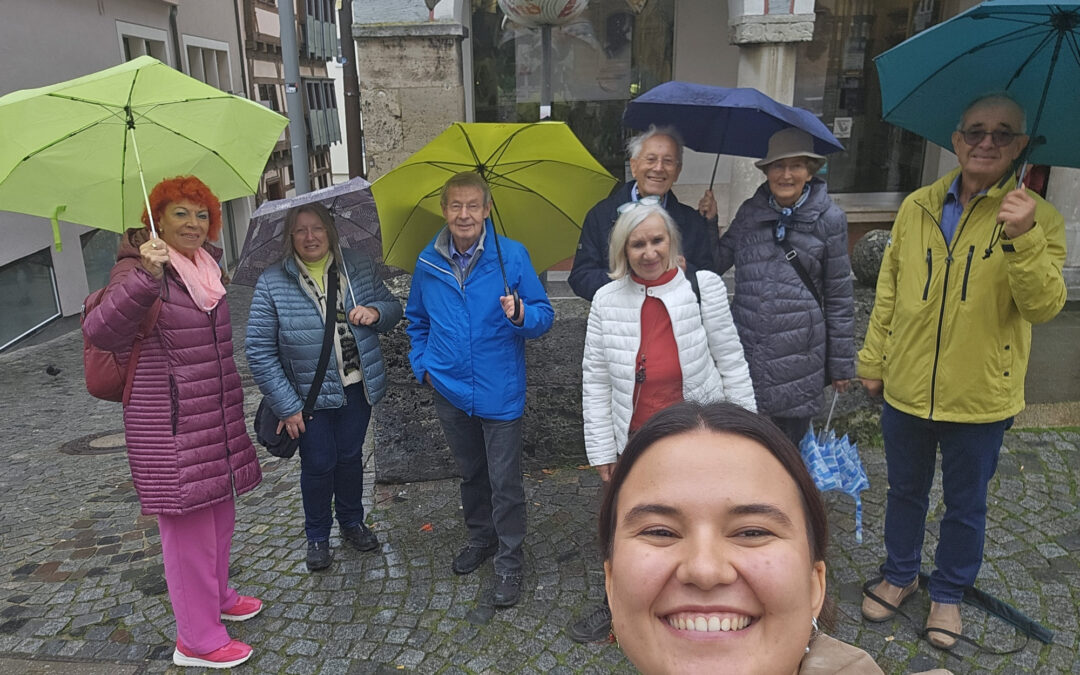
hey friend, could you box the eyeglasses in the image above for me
[959,128,1021,147]
[616,194,661,214]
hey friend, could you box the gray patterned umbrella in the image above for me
[233,177,398,287]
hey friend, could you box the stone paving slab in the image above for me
[0,288,1076,674]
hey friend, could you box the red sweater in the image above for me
[629,268,683,432]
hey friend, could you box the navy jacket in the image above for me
[406,222,554,420]
[246,248,403,417]
[568,182,718,300]
[717,178,855,417]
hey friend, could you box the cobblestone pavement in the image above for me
[0,289,1077,674]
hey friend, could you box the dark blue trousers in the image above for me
[299,383,371,541]
[880,402,1009,604]
[432,389,526,576]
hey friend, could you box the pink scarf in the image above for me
[166,244,226,311]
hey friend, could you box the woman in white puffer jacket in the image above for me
[582,202,756,478]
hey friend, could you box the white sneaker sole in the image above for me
[172,647,253,668]
[220,604,262,622]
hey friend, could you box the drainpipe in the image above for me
[169,6,183,69]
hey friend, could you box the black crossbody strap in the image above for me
[775,238,823,309]
[302,263,339,416]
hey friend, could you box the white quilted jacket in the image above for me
[582,269,756,466]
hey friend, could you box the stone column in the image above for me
[725,1,816,224]
[1045,167,1080,300]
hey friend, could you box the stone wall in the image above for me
[373,276,591,483]
[372,273,885,485]
[354,23,467,180]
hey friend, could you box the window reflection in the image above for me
[0,249,61,351]
[795,0,941,193]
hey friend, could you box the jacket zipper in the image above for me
[961,245,975,301]
[921,249,932,301]
[916,196,983,419]
[209,305,235,493]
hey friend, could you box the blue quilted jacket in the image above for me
[717,178,855,417]
[246,248,403,418]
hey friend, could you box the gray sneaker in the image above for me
[568,602,611,643]
[305,539,333,572]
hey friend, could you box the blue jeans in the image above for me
[880,402,1010,604]
[299,383,371,541]
[432,389,526,576]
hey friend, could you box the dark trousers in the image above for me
[299,383,371,541]
[770,415,813,448]
[432,389,526,576]
[880,402,1009,604]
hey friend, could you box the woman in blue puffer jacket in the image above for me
[718,128,855,446]
[246,203,402,571]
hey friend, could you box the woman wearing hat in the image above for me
[717,128,856,445]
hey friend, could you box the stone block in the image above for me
[851,229,890,288]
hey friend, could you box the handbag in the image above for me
[254,263,339,459]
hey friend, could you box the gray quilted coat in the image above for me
[717,178,855,418]
[246,248,403,418]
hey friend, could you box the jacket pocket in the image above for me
[169,374,179,436]
[961,246,975,302]
[922,248,933,301]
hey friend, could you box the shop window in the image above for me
[471,0,674,176]
[81,230,121,294]
[794,0,942,193]
[0,249,61,351]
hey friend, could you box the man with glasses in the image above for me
[567,126,719,301]
[857,94,1066,650]
[405,172,554,608]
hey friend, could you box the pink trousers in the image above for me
[158,499,240,654]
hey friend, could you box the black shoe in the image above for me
[492,573,522,608]
[306,539,333,571]
[452,543,498,575]
[341,523,379,552]
[567,602,612,643]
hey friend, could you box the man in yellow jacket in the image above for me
[857,94,1066,650]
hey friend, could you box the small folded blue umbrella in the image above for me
[622,81,846,187]
[799,392,869,543]
[875,0,1080,169]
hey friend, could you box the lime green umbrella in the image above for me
[371,121,616,273]
[0,56,287,249]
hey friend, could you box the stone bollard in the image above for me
[372,275,589,484]
[850,229,891,287]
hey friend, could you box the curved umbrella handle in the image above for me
[511,289,521,323]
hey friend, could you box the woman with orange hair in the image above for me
[83,176,263,669]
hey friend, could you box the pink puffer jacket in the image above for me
[83,229,261,515]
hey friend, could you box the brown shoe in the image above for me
[925,601,962,649]
[861,578,919,622]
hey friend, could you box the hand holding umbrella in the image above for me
[139,237,170,280]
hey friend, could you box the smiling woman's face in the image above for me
[604,429,826,675]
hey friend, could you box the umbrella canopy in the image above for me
[370,121,616,273]
[0,55,288,246]
[233,177,397,287]
[875,1,1080,168]
[622,81,845,159]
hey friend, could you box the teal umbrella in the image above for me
[875,1,1080,168]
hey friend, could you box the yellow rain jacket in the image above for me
[858,168,1066,423]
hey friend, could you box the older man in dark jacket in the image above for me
[567,126,718,301]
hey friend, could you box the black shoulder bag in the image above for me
[773,219,823,309]
[254,264,339,459]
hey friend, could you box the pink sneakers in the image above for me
[221,595,263,622]
[173,638,253,668]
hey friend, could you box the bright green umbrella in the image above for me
[0,56,287,248]
[371,121,616,273]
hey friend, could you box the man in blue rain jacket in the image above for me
[405,171,554,608]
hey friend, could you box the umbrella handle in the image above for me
[824,389,839,432]
[511,289,521,323]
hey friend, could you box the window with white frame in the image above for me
[183,36,234,93]
[116,21,169,63]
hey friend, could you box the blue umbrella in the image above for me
[798,393,869,543]
[875,1,1080,168]
[622,81,846,187]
